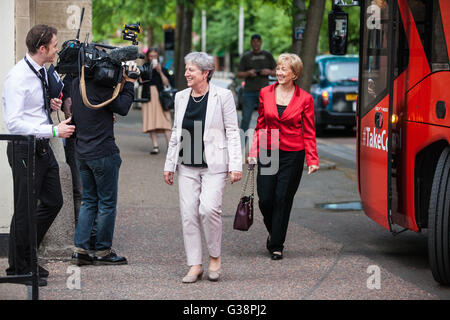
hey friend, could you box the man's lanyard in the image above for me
[24,56,52,124]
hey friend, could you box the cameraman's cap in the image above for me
[251,34,262,41]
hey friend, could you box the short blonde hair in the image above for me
[277,53,303,81]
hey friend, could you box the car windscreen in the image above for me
[326,61,358,83]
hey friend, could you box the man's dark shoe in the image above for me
[93,251,128,266]
[71,252,94,266]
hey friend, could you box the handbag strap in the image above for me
[240,165,255,198]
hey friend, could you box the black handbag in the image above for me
[159,87,176,111]
[233,164,256,231]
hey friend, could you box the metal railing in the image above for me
[0,135,39,300]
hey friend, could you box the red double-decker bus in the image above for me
[329,0,450,285]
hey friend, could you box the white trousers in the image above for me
[178,164,227,266]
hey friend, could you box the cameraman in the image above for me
[70,62,139,266]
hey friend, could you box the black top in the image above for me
[277,104,287,118]
[62,74,73,100]
[71,79,135,160]
[179,92,209,167]
[238,50,276,92]
[141,64,173,100]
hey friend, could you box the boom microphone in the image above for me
[108,46,142,65]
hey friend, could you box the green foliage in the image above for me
[192,0,292,70]
[92,0,361,63]
[250,2,292,55]
[92,0,176,45]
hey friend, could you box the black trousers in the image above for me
[63,136,82,221]
[257,149,305,253]
[6,142,63,274]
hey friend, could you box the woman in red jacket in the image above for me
[248,53,319,260]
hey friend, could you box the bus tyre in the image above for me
[428,146,450,285]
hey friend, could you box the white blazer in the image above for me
[164,83,242,174]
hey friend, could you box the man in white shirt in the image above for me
[2,24,75,286]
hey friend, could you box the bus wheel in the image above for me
[428,146,450,285]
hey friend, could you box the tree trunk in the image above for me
[298,0,326,92]
[175,1,184,89]
[292,0,306,55]
[146,26,154,48]
[175,0,194,90]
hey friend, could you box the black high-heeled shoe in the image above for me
[271,252,283,260]
[150,146,160,155]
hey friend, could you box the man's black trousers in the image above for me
[6,141,63,274]
[257,149,305,253]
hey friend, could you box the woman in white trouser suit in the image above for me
[164,52,242,283]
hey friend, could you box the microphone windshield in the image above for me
[108,46,140,64]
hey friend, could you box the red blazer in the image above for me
[249,83,319,167]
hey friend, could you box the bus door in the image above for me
[358,0,395,231]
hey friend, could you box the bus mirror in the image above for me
[328,8,348,55]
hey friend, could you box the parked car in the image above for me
[310,55,359,136]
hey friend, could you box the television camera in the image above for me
[55,8,152,108]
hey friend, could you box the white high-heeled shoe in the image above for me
[182,269,203,283]
[208,268,221,281]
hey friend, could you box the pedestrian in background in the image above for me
[248,53,319,260]
[237,34,276,135]
[2,24,75,286]
[140,48,173,155]
[164,52,242,283]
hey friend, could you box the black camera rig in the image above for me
[122,23,141,45]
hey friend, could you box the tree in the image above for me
[296,0,326,92]
[174,0,195,89]
[292,0,306,54]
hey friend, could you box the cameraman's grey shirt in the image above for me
[2,53,53,138]
[71,80,134,160]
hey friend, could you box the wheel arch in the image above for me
[414,139,449,229]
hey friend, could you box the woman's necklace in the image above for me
[191,93,207,103]
[191,85,209,103]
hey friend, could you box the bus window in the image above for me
[409,0,450,72]
[360,0,390,117]
[393,7,409,78]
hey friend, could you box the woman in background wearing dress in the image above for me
[140,47,173,154]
